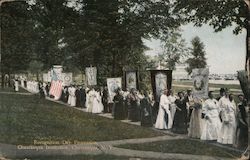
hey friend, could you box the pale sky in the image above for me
[144,23,246,74]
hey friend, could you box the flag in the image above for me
[49,70,63,100]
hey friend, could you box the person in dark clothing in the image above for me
[172,91,188,134]
[140,91,153,127]
[75,86,81,107]
[127,88,140,122]
[38,82,45,98]
[79,87,86,108]
[235,94,248,148]
[102,87,109,113]
[113,88,126,120]
[45,83,50,97]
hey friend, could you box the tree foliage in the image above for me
[186,36,207,74]
[173,0,248,34]
[160,31,189,70]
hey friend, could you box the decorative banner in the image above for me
[107,78,122,102]
[155,72,168,100]
[86,67,97,86]
[150,70,172,102]
[192,68,209,98]
[61,73,73,86]
[125,71,138,90]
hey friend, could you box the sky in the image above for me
[144,23,246,74]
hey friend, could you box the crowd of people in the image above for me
[15,79,248,149]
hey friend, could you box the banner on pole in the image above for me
[107,78,122,102]
[61,73,73,86]
[150,70,172,102]
[192,68,209,98]
[86,67,97,86]
[125,71,138,90]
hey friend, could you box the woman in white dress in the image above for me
[67,85,76,107]
[14,79,19,92]
[87,88,95,112]
[168,90,177,128]
[217,92,237,145]
[155,89,172,130]
[92,89,104,113]
[201,91,222,140]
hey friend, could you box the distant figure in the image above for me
[188,97,203,139]
[102,87,109,113]
[127,88,140,122]
[140,91,153,127]
[201,91,221,141]
[68,85,76,107]
[79,86,86,108]
[217,91,237,145]
[92,88,104,114]
[155,89,172,130]
[86,88,95,112]
[172,91,188,134]
[113,88,126,120]
[235,94,248,148]
[168,89,177,128]
[14,79,19,92]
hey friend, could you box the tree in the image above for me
[161,31,189,70]
[28,60,44,81]
[1,1,34,87]
[186,36,207,74]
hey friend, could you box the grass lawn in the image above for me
[0,86,29,93]
[116,139,241,159]
[0,93,164,145]
[11,154,181,160]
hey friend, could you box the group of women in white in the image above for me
[26,81,39,93]
[85,88,104,113]
[154,88,246,147]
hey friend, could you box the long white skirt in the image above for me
[201,116,222,140]
[155,107,172,129]
[217,116,236,144]
[92,98,103,113]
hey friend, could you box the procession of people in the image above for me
[12,77,248,150]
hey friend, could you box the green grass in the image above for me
[0,86,29,93]
[116,139,241,159]
[10,154,181,160]
[0,93,164,145]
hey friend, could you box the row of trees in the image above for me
[0,0,248,84]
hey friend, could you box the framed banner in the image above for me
[125,70,138,90]
[150,70,172,102]
[61,73,73,86]
[85,67,97,86]
[107,78,122,102]
[192,68,209,98]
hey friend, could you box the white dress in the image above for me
[201,98,222,140]
[67,87,76,107]
[168,95,177,128]
[217,97,237,144]
[14,80,19,92]
[155,94,172,129]
[92,91,104,113]
[87,90,95,112]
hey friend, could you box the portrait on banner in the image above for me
[155,72,168,100]
[61,73,73,86]
[85,67,97,86]
[192,68,209,98]
[107,78,122,102]
[125,71,137,90]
